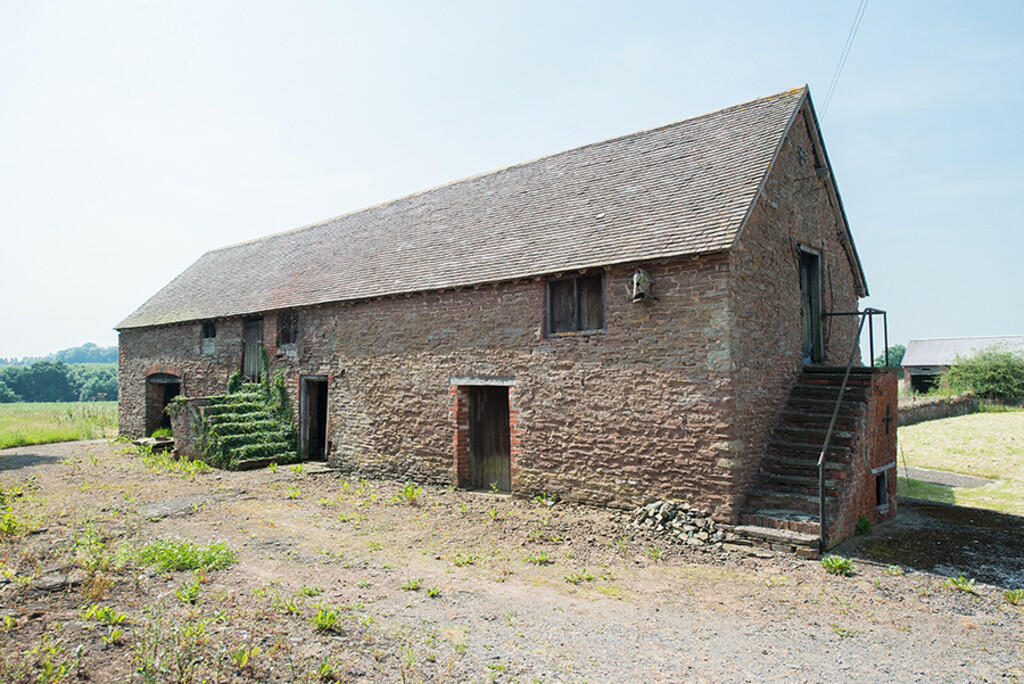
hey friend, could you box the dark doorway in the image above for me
[242,317,264,381]
[145,374,181,435]
[301,377,328,461]
[467,386,511,491]
[910,373,940,394]
[799,249,823,365]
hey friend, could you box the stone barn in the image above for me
[117,87,897,549]
[901,335,1024,394]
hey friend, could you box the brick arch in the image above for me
[145,364,182,378]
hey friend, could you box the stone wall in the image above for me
[121,256,745,512]
[898,393,979,427]
[119,320,244,437]
[726,104,863,522]
[117,104,869,521]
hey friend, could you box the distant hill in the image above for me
[0,342,117,366]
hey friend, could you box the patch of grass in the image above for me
[820,555,854,576]
[395,482,422,505]
[1003,588,1023,605]
[228,645,260,671]
[73,524,132,573]
[645,546,665,562]
[120,440,209,479]
[82,603,128,625]
[453,553,480,567]
[401,578,423,591]
[830,623,856,638]
[886,565,904,576]
[898,411,1024,515]
[299,585,323,597]
[564,569,595,585]
[311,604,342,633]
[945,575,977,594]
[175,578,202,604]
[427,586,441,597]
[136,539,237,573]
[524,552,552,566]
[855,514,871,535]
[0,401,117,449]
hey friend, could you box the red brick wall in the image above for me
[828,370,898,544]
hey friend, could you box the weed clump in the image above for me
[945,575,977,594]
[136,539,236,573]
[820,555,855,576]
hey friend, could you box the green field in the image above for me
[0,401,117,450]
[898,409,1024,515]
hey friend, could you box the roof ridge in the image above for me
[909,335,1024,342]
[206,86,809,255]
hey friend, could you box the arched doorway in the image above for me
[145,372,181,435]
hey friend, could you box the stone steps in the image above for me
[739,366,874,554]
[739,508,820,536]
[774,425,856,447]
[731,524,819,558]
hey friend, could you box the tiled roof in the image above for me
[902,336,1024,367]
[118,87,810,329]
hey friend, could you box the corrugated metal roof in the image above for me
[902,336,1024,367]
[118,87,817,330]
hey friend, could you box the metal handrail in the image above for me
[815,307,888,551]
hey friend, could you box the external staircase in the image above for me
[735,366,875,557]
[195,387,300,470]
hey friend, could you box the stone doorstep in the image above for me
[733,524,819,549]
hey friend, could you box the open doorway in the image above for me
[799,249,823,365]
[301,376,328,461]
[467,386,511,491]
[145,373,181,436]
[242,317,264,381]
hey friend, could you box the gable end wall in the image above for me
[725,106,862,518]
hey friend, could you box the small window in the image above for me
[547,274,604,334]
[201,322,216,353]
[278,310,298,346]
[876,471,888,508]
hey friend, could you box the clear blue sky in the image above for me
[1,1,1021,359]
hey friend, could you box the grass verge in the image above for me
[897,411,1024,515]
[0,402,117,449]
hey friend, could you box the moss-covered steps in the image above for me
[200,386,300,470]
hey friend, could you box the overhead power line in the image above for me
[822,0,869,117]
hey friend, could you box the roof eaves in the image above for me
[114,246,732,331]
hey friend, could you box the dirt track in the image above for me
[1,440,1022,682]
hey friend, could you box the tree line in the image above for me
[0,361,117,403]
[0,342,117,366]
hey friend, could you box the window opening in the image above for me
[875,471,888,508]
[547,274,604,334]
[279,310,298,346]
[202,322,216,339]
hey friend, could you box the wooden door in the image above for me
[242,317,264,381]
[468,386,511,491]
[799,251,822,364]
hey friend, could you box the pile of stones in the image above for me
[630,500,726,550]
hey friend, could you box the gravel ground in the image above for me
[1,440,1022,682]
